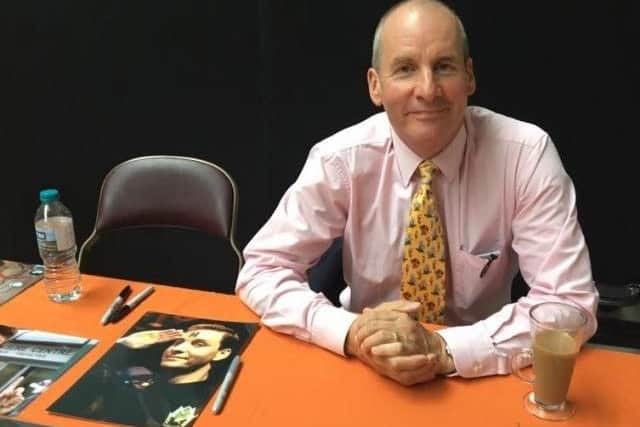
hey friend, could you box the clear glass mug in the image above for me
[510,301,588,421]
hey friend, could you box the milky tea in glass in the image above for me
[510,302,587,421]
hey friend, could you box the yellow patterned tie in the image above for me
[401,161,447,324]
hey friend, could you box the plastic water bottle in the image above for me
[34,188,82,302]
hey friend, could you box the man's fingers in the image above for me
[387,353,435,371]
[4,396,22,405]
[6,387,25,401]
[363,309,409,322]
[355,320,399,342]
[356,350,440,386]
[369,342,403,357]
[0,391,25,414]
[353,324,442,386]
[360,329,399,350]
[354,311,412,334]
[158,329,184,341]
[393,356,440,385]
[6,376,24,392]
[373,300,422,313]
[398,300,422,312]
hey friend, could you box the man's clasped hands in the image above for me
[346,300,455,385]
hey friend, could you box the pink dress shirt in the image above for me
[236,106,598,378]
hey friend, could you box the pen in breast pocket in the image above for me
[479,253,498,278]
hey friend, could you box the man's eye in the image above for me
[395,64,415,74]
[435,63,455,74]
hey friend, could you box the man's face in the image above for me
[160,329,229,369]
[368,4,475,157]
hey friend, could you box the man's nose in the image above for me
[170,342,188,352]
[414,69,440,101]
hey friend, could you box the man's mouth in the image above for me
[407,108,448,117]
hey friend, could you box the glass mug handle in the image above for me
[510,348,534,383]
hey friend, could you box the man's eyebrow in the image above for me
[435,55,458,63]
[388,54,459,69]
[389,56,414,67]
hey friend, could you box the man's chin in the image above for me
[160,361,188,369]
[405,127,448,146]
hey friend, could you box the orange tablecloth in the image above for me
[1,274,638,427]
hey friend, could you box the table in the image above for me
[1,274,638,427]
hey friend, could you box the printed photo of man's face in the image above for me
[160,328,231,369]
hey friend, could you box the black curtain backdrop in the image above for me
[1,1,638,286]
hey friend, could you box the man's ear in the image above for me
[367,68,383,107]
[465,58,476,96]
[213,348,232,361]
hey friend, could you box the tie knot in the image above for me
[418,161,438,183]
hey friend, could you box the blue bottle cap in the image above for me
[39,189,60,202]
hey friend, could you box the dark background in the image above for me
[1,1,638,287]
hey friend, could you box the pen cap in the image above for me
[109,286,155,323]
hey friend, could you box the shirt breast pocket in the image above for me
[455,249,500,275]
[452,248,504,311]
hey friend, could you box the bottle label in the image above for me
[35,217,75,252]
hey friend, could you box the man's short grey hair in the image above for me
[371,0,470,70]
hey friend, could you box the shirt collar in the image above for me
[391,119,467,186]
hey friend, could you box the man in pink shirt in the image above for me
[236,0,598,385]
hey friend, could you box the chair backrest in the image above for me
[79,155,242,292]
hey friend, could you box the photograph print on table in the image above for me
[49,311,258,427]
[0,324,97,417]
[0,260,43,306]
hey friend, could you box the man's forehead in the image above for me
[386,1,452,26]
[382,4,460,56]
[186,329,224,339]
